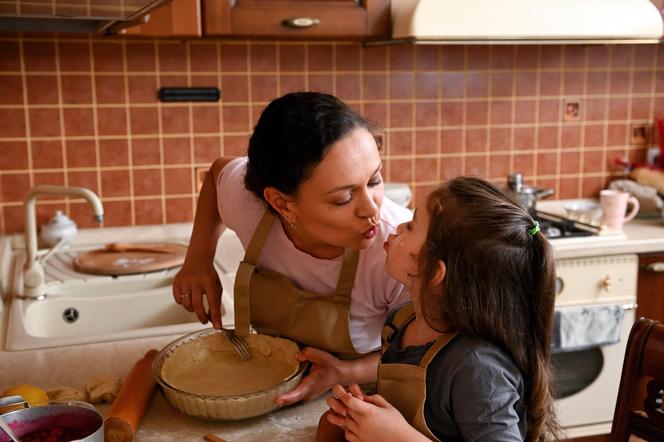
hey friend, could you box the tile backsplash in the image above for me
[0,35,661,234]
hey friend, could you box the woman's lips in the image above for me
[363,226,377,239]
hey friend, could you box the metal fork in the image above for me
[222,329,253,361]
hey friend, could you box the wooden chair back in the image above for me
[609,318,664,442]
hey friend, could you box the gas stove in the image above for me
[533,199,628,245]
[534,213,596,239]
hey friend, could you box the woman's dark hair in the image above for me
[245,92,372,207]
[418,176,560,442]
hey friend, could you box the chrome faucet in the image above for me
[23,185,104,299]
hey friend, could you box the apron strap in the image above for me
[233,210,273,337]
[243,210,275,265]
[335,248,360,297]
[233,261,254,337]
[419,332,458,368]
[381,303,416,353]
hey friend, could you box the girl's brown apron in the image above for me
[378,303,457,441]
[233,211,360,356]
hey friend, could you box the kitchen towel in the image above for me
[551,303,624,353]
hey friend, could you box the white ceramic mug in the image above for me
[599,189,640,231]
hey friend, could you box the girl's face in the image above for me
[383,206,430,291]
[287,127,384,256]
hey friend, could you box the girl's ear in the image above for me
[429,260,447,287]
[263,187,297,222]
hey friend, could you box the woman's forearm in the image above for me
[339,352,380,386]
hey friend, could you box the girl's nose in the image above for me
[395,222,406,234]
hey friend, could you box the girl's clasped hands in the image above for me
[325,384,424,442]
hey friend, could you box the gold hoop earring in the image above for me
[283,216,296,230]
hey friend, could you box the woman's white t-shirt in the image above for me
[217,157,412,353]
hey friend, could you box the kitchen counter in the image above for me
[0,223,328,441]
[534,199,664,259]
[0,328,329,441]
[551,217,664,259]
[1,210,663,441]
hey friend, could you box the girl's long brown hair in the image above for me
[418,177,560,441]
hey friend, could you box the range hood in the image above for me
[390,0,664,45]
[0,0,170,33]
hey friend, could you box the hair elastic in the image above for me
[528,221,540,236]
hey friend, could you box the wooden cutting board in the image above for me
[73,242,187,275]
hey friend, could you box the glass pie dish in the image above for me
[152,328,306,420]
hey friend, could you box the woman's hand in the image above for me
[172,257,223,329]
[276,347,347,406]
[277,348,379,406]
[332,387,428,442]
[172,158,231,329]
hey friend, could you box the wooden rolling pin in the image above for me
[104,349,159,442]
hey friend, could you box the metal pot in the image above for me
[507,173,554,215]
[0,396,103,442]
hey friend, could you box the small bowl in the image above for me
[153,329,306,421]
[563,201,603,226]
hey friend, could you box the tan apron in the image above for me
[377,304,457,441]
[233,211,360,356]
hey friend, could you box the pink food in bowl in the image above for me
[0,404,102,442]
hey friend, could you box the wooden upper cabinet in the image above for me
[204,0,391,39]
[121,0,202,37]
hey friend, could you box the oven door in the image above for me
[553,307,635,431]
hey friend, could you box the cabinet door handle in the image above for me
[282,17,320,28]
[645,262,664,272]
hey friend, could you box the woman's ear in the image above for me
[264,187,297,222]
[429,260,447,287]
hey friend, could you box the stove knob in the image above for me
[600,275,612,292]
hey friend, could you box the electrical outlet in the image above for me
[563,98,581,122]
[630,123,650,145]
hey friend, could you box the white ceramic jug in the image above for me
[40,210,77,246]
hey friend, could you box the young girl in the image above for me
[318,176,560,442]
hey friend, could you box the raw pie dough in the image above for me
[47,386,85,402]
[161,333,300,396]
[86,376,121,403]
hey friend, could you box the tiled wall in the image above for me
[1,35,662,234]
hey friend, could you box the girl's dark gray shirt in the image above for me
[382,330,527,442]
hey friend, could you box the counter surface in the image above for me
[0,332,329,441]
[551,218,664,259]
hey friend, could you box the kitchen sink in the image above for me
[3,226,241,351]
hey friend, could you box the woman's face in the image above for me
[383,206,430,291]
[288,127,384,255]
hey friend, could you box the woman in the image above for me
[173,92,412,405]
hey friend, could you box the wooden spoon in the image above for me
[104,242,175,254]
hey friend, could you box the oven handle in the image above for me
[644,262,664,272]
